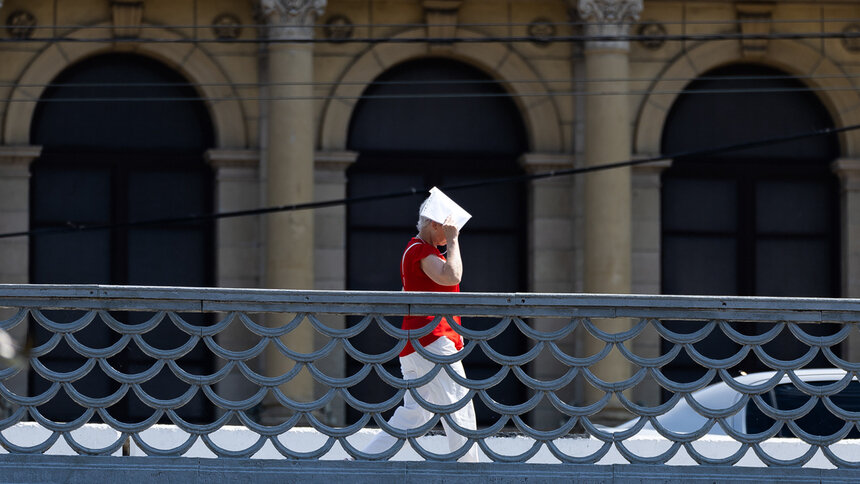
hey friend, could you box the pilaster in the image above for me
[205,149,261,290]
[313,151,356,291]
[204,149,262,415]
[632,159,671,295]
[833,158,860,365]
[312,150,356,427]
[0,145,40,404]
[0,146,39,285]
[631,158,671,408]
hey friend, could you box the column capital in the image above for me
[574,0,643,51]
[258,0,326,40]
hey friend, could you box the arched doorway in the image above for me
[661,64,840,388]
[346,58,528,425]
[29,54,215,423]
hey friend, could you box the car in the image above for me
[604,368,860,438]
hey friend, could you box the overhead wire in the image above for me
[7,85,860,103]
[3,17,860,30]
[0,122,854,240]
[2,29,860,44]
[5,71,860,90]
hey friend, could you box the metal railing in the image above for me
[1,284,860,467]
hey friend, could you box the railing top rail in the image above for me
[0,284,858,321]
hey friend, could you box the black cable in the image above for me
[8,85,860,103]
[5,18,860,31]
[2,30,860,44]
[6,71,860,90]
[1,123,856,240]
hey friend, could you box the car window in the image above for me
[746,380,860,438]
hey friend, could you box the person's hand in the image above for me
[442,215,459,242]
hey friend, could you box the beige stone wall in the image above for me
[633,1,860,158]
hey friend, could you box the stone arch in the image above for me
[3,24,247,148]
[319,27,564,154]
[635,39,860,157]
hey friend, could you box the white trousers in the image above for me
[362,337,479,462]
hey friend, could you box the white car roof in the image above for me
[607,368,851,435]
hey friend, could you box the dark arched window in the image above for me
[29,54,215,423]
[346,58,528,425]
[661,64,840,386]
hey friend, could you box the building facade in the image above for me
[2,0,860,426]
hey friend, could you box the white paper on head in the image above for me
[420,186,472,231]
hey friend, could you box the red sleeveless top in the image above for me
[399,237,464,357]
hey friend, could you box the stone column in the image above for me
[833,158,860,362]
[259,0,326,422]
[576,0,642,424]
[0,145,40,410]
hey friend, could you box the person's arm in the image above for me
[420,220,462,286]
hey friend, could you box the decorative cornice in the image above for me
[258,0,326,41]
[575,0,643,51]
[632,158,672,174]
[314,150,357,171]
[519,152,575,174]
[205,149,259,169]
[0,145,42,165]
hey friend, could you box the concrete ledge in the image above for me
[0,455,858,484]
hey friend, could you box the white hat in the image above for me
[420,187,472,231]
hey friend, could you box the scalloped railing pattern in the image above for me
[1,286,859,466]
